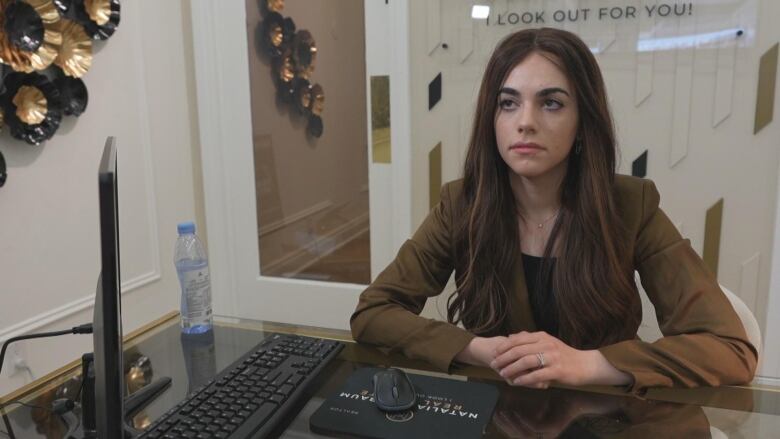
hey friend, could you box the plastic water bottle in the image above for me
[175,221,213,334]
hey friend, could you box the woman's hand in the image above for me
[455,336,509,367]
[490,331,632,388]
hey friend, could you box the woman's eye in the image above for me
[499,99,516,110]
[543,99,563,110]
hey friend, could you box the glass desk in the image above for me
[1,312,779,438]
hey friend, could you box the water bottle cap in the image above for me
[177,221,196,234]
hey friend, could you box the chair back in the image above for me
[635,272,762,359]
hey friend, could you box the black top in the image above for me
[522,253,558,336]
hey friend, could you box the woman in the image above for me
[350,28,757,394]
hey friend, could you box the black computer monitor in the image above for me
[93,136,125,438]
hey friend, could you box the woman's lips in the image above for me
[509,142,543,153]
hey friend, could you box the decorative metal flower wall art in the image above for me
[257,0,325,138]
[0,0,120,188]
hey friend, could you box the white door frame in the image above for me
[189,0,413,329]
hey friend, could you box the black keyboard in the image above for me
[139,333,344,439]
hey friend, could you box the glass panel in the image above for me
[4,317,780,438]
[244,0,370,284]
[408,0,775,334]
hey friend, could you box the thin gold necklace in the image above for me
[522,209,560,229]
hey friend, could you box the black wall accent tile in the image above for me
[428,73,442,110]
[632,150,648,178]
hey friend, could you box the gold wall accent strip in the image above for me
[754,43,778,134]
[703,198,724,275]
[370,75,391,164]
[429,142,441,209]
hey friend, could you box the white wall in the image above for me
[0,1,204,397]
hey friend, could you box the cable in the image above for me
[0,323,93,437]
[0,400,48,412]
[0,324,92,376]
[0,398,75,438]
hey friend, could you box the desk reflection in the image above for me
[490,386,712,438]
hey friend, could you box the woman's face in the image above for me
[494,52,579,180]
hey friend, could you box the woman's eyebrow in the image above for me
[537,87,570,97]
[498,86,571,97]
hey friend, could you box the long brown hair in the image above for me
[448,28,640,348]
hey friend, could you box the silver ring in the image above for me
[536,352,545,368]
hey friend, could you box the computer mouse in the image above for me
[372,368,417,412]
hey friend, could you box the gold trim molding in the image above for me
[429,142,442,209]
[754,43,778,134]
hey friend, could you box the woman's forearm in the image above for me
[456,336,508,367]
[582,349,633,386]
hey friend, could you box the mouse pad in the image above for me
[309,367,498,439]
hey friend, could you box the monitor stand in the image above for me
[79,353,172,438]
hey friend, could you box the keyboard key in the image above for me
[221,423,236,432]
[271,372,291,387]
[277,384,293,396]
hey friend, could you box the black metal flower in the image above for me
[73,0,120,40]
[260,12,294,58]
[3,0,44,52]
[0,71,63,145]
[0,0,62,72]
[53,0,73,15]
[0,147,7,187]
[259,0,284,16]
[291,30,316,79]
[53,73,87,115]
[291,77,311,114]
[307,114,322,138]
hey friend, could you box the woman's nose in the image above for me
[515,104,538,133]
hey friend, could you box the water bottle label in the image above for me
[182,266,212,319]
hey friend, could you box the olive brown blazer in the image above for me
[350,175,758,394]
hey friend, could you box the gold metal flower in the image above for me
[13,85,48,125]
[28,0,60,23]
[85,0,111,26]
[292,30,317,79]
[276,48,294,83]
[54,19,92,77]
[310,83,324,116]
[299,85,311,110]
[270,23,283,48]
[266,0,284,13]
